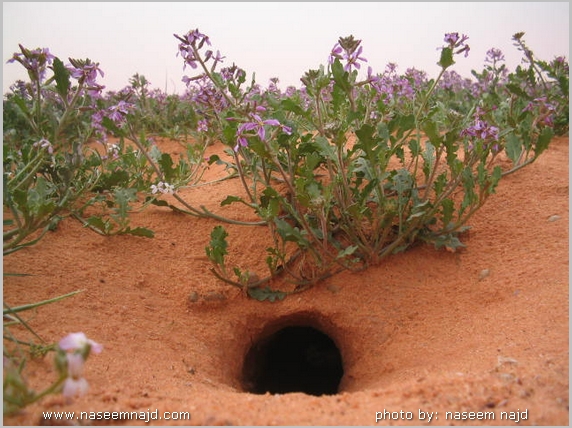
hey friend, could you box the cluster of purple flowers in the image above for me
[67,59,106,98]
[32,137,54,154]
[367,63,425,104]
[522,96,556,127]
[329,35,368,73]
[438,70,474,93]
[6,44,55,83]
[175,29,212,71]
[460,106,500,152]
[233,106,292,152]
[444,32,470,58]
[485,47,505,65]
[91,100,135,140]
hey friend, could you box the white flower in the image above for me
[62,377,89,399]
[163,182,175,194]
[107,144,120,159]
[151,181,174,195]
[65,352,85,378]
[59,332,103,354]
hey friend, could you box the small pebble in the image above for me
[548,215,561,222]
[327,284,341,294]
[479,268,490,281]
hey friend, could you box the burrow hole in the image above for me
[241,320,344,396]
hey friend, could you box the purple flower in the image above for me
[522,97,556,127]
[33,138,53,154]
[485,48,505,64]
[460,107,500,151]
[197,119,209,132]
[67,59,104,87]
[7,45,55,83]
[443,32,470,57]
[233,113,291,151]
[329,36,368,72]
[175,29,213,71]
[106,100,134,124]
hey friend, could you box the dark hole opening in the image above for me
[242,325,344,396]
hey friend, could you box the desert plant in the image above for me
[3,289,101,415]
[171,30,567,300]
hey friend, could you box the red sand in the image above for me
[3,136,569,426]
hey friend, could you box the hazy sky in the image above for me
[3,2,569,95]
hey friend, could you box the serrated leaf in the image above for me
[221,195,244,207]
[158,153,178,183]
[247,286,286,302]
[505,83,531,99]
[313,136,336,161]
[505,133,523,164]
[86,216,110,233]
[438,47,454,69]
[205,225,228,266]
[440,198,455,226]
[113,187,137,219]
[122,227,154,238]
[52,57,70,99]
[535,127,553,157]
[432,233,466,252]
[331,58,352,93]
[422,120,442,146]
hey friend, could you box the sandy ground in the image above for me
[3,135,569,426]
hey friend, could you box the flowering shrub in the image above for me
[3,45,216,251]
[3,31,568,300]
[171,30,568,300]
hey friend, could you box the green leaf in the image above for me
[505,83,531,99]
[11,95,31,119]
[535,127,553,157]
[331,58,352,93]
[205,225,229,266]
[337,245,358,259]
[122,227,154,238]
[421,141,436,179]
[397,114,415,133]
[355,123,377,153]
[221,195,244,206]
[280,98,306,116]
[438,47,454,69]
[247,286,287,302]
[422,120,442,147]
[86,216,111,233]
[158,153,176,182]
[505,133,523,164]
[52,57,70,99]
[274,218,309,247]
[440,198,455,226]
[113,187,137,220]
[313,136,337,161]
[101,116,126,138]
[407,199,431,221]
[432,233,466,251]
